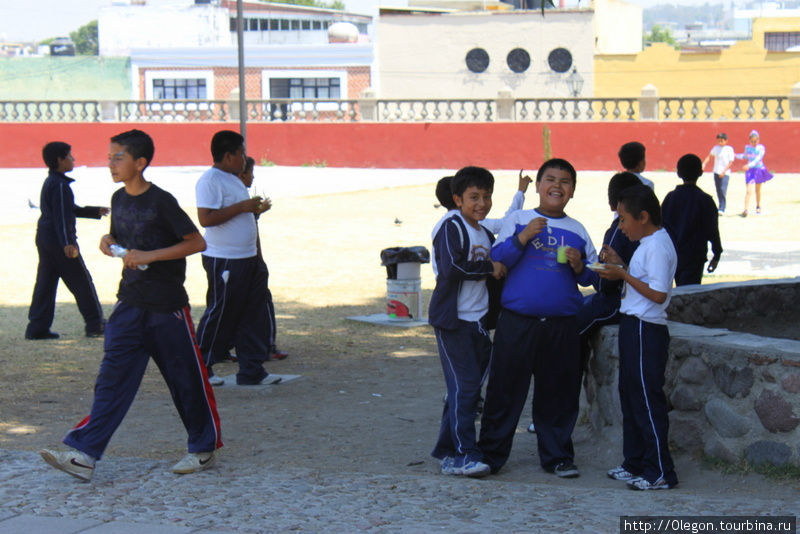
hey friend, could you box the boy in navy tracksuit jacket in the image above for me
[661,154,722,286]
[479,158,598,478]
[26,141,107,339]
[429,166,505,478]
[40,130,222,482]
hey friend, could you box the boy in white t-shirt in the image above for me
[702,132,735,214]
[195,130,279,386]
[428,166,506,478]
[598,184,678,490]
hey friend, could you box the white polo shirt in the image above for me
[620,227,677,325]
[195,166,257,259]
[710,144,735,176]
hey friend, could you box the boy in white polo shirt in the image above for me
[195,130,280,386]
[702,132,735,214]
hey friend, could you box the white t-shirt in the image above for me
[634,172,655,190]
[710,145,735,175]
[620,228,677,325]
[195,167,257,259]
[456,213,492,322]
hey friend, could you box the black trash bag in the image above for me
[380,246,430,279]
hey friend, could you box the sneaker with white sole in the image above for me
[40,449,95,482]
[459,460,491,478]
[607,465,637,481]
[172,451,216,474]
[527,422,536,433]
[208,373,224,386]
[440,456,456,475]
[627,477,674,491]
[552,461,580,478]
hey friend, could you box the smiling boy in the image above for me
[478,158,598,478]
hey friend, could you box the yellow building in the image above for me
[594,17,800,99]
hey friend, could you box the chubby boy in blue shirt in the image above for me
[479,158,598,478]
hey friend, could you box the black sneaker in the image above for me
[25,331,59,340]
[552,462,579,478]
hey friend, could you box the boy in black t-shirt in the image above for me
[40,129,222,482]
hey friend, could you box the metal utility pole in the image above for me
[236,0,247,142]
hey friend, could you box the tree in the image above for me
[645,24,677,47]
[70,20,99,55]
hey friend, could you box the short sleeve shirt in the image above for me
[710,145,735,175]
[110,184,198,313]
[456,213,491,322]
[195,167,257,259]
[620,228,677,325]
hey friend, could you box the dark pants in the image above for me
[479,310,581,472]
[431,319,491,465]
[674,261,705,286]
[196,255,272,384]
[27,236,104,336]
[713,173,728,213]
[618,314,677,486]
[63,301,222,459]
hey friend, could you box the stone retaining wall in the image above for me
[583,278,800,468]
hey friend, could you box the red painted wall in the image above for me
[1,121,798,172]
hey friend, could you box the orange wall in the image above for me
[1,121,798,172]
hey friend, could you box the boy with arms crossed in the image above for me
[479,158,598,478]
[429,166,505,478]
[40,129,222,481]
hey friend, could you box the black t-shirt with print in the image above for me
[110,184,198,313]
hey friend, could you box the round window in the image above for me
[465,48,490,73]
[506,48,531,73]
[547,47,573,73]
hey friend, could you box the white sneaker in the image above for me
[258,374,282,385]
[607,465,636,481]
[40,448,95,482]
[208,374,224,386]
[527,422,536,433]
[172,451,216,474]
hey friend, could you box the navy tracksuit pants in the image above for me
[196,255,272,384]
[431,319,491,465]
[27,236,104,336]
[479,309,581,472]
[618,314,678,486]
[63,301,222,459]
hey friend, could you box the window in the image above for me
[280,19,289,30]
[249,18,259,31]
[270,78,341,99]
[270,19,279,30]
[302,20,311,30]
[547,47,572,73]
[312,21,322,30]
[765,32,800,52]
[466,48,490,73]
[506,48,530,73]
[291,20,300,30]
[152,78,207,100]
[260,19,268,31]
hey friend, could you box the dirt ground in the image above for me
[1,169,798,502]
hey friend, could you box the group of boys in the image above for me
[429,140,726,489]
[36,129,285,482]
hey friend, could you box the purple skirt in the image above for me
[745,167,773,184]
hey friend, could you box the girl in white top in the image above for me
[597,184,678,491]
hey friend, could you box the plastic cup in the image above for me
[557,245,568,264]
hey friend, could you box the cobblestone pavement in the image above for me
[1,449,797,533]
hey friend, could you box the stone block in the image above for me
[704,398,751,438]
[781,373,800,394]
[754,389,800,432]
[670,384,704,411]
[704,436,739,464]
[713,363,754,398]
[669,413,704,453]
[745,440,792,467]
[677,357,709,385]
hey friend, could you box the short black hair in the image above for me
[677,153,703,182]
[110,129,155,168]
[243,156,255,173]
[608,172,641,208]
[435,176,456,210]
[716,132,727,140]
[536,158,576,186]
[211,130,244,163]
[618,184,662,226]
[42,141,71,171]
[451,166,493,197]
[618,141,646,171]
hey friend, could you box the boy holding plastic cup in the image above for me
[479,158,598,478]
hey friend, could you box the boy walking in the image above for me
[702,133,734,214]
[40,129,222,481]
[429,166,505,478]
[479,158,598,478]
[26,141,107,339]
[195,130,281,386]
[661,154,722,286]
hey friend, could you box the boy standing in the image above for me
[618,141,654,190]
[195,131,281,386]
[702,133,734,214]
[40,129,222,481]
[429,166,505,478]
[479,158,598,478]
[661,154,722,286]
[26,141,107,339]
